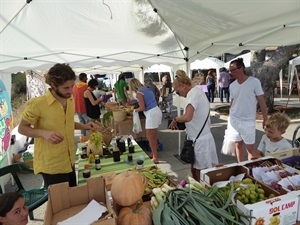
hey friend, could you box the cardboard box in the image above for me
[237,192,299,225]
[201,164,299,225]
[101,172,116,191]
[44,177,116,225]
[269,148,299,161]
[200,162,239,186]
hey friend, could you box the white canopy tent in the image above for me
[147,0,300,60]
[1,0,300,161]
[1,0,300,75]
[190,57,225,70]
[190,57,225,80]
[0,0,188,74]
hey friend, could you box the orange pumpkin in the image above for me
[118,202,152,225]
[111,170,145,206]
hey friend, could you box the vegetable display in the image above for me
[135,166,169,194]
[111,170,145,207]
[151,177,248,225]
[118,202,152,225]
[89,131,103,149]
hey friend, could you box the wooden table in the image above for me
[77,139,154,185]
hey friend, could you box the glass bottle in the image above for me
[95,155,101,170]
[112,143,121,162]
[88,150,95,164]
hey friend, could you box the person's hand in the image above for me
[85,122,100,131]
[43,131,64,144]
[168,118,178,130]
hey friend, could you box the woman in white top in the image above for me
[169,70,218,181]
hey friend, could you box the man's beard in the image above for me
[53,88,71,99]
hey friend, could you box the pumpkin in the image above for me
[118,202,152,225]
[111,170,145,206]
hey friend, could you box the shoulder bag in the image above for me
[180,110,210,164]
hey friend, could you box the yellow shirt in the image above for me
[22,90,75,174]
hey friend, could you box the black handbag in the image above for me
[180,111,210,164]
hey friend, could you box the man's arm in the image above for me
[18,119,64,144]
[257,95,268,128]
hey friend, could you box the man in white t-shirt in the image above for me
[227,58,268,162]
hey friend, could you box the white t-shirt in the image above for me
[185,86,211,139]
[229,76,264,121]
[185,86,218,169]
[257,134,292,156]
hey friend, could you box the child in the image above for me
[257,112,292,156]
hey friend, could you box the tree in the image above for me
[249,44,300,112]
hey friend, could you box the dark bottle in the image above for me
[81,146,88,159]
[113,144,121,162]
[127,137,132,147]
[119,139,126,153]
[128,143,135,153]
[95,155,101,170]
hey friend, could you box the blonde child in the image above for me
[257,112,292,156]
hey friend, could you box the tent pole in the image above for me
[177,47,190,156]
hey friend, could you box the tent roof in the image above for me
[190,57,224,70]
[1,0,300,74]
[148,0,300,60]
[0,0,186,73]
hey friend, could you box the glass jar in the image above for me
[136,159,144,169]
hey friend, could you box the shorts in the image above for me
[227,117,256,144]
[143,106,162,129]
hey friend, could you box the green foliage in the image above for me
[12,72,26,94]
[11,72,27,110]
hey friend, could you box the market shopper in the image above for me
[72,72,89,136]
[144,78,160,103]
[169,70,218,182]
[218,67,231,103]
[84,79,104,122]
[18,63,99,187]
[114,73,129,106]
[227,58,268,162]
[0,192,28,225]
[160,74,173,119]
[206,70,216,103]
[129,78,162,164]
[257,112,292,157]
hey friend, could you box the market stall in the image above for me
[46,144,300,225]
[77,137,154,185]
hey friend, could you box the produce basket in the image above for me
[113,109,127,122]
[105,102,118,111]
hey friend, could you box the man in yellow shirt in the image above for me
[18,63,98,187]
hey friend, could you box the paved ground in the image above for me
[6,95,300,225]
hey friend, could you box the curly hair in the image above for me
[266,112,290,131]
[45,63,76,88]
